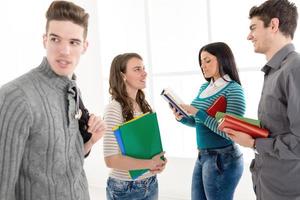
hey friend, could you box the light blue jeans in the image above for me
[106,175,158,200]
[192,144,244,200]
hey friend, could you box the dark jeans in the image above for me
[192,144,244,200]
[106,176,158,200]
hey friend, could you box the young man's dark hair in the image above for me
[249,0,298,39]
[46,1,89,39]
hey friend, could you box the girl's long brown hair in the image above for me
[109,53,152,121]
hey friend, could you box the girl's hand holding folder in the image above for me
[149,152,167,174]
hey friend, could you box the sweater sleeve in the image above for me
[195,83,246,139]
[0,85,33,199]
[179,116,196,127]
[180,83,208,128]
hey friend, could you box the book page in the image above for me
[162,88,185,105]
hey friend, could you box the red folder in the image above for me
[218,115,269,138]
[206,96,227,117]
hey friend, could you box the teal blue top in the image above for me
[180,81,246,149]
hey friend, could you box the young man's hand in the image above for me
[87,114,106,144]
[222,128,255,148]
[84,114,106,154]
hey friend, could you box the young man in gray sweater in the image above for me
[0,1,106,199]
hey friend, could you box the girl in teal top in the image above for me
[172,42,245,200]
[181,81,245,149]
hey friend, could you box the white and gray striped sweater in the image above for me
[103,100,155,181]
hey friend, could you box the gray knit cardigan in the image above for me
[0,58,89,200]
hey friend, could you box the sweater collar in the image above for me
[209,74,231,88]
[36,57,77,91]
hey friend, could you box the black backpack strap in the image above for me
[78,96,92,157]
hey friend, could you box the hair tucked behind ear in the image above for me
[109,53,152,121]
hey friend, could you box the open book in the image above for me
[161,88,190,118]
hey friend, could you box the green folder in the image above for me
[113,112,163,179]
[215,112,261,127]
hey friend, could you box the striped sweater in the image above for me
[0,58,89,200]
[103,100,155,181]
[181,81,246,149]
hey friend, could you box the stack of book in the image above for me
[216,112,269,138]
[204,95,268,138]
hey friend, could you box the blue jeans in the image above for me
[106,176,158,200]
[192,144,244,200]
